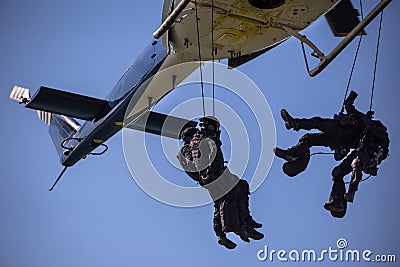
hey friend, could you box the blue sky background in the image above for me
[1,0,399,266]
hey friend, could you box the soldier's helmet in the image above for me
[180,126,199,142]
[199,116,220,132]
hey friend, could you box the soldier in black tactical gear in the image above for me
[198,117,263,241]
[274,91,389,217]
[325,110,389,214]
[178,116,263,249]
[178,123,242,249]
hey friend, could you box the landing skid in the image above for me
[279,0,392,77]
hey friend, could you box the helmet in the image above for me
[199,116,220,132]
[180,127,199,141]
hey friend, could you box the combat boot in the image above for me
[247,228,264,240]
[330,199,347,218]
[234,227,250,243]
[344,191,355,203]
[246,217,262,229]
[217,235,237,249]
[324,194,345,213]
[280,109,298,130]
[273,147,297,162]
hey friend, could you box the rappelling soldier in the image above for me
[178,117,263,249]
[274,91,389,217]
[324,109,389,215]
[198,117,263,243]
[178,123,242,249]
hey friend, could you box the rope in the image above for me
[345,174,372,184]
[211,0,216,117]
[194,0,206,117]
[310,152,334,157]
[341,0,364,112]
[370,9,384,112]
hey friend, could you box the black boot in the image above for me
[273,147,297,161]
[330,200,347,218]
[246,217,262,229]
[324,194,345,213]
[234,227,250,243]
[280,109,298,130]
[344,191,355,203]
[247,228,264,240]
[217,234,237,249]
[329,176,347,218]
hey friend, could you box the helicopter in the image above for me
[9,0,392,190]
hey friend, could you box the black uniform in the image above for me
[274,110,363,218]
[178,126,246,248]
[324,94,389,216]
[275,91,389,218]
[328,116,389,214]
[178,117,263,248]
[197,117,262,236]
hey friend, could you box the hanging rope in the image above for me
[342,37,362,111]
[211,0,216,117]
[194,0,206,117]
[345,174,372,184]
[370,9,384,112]
[310,152,335,157]
[341,0,364,112]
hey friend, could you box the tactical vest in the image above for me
[361,119,389,159]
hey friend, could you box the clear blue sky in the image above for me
[1,0,399,266]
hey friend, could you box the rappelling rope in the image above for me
[345,174,372,184]
[194,0,206,117]
[343,174,372,184]
[341,0,384,113]
[370,9,384,112]
[341,0,364,112]
[211,0,216,117]
[310,152,334,156]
